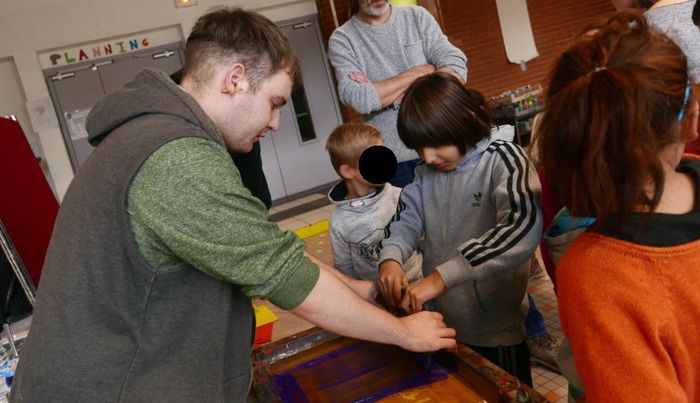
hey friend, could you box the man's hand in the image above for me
[378,260,408,313]
[409,64,437,78]
[397,311,456,352]
[400,271,446,314]
[349,71,371,84]
[365,64,438,108]
[350,64,434,86]
[393,64,437,103]
[291,269,455,354]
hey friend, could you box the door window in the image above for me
[291,86,317,143]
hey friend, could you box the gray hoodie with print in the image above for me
[328,183,422,281]
[379,134,542,347]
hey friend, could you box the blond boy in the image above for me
[326,123,421,281]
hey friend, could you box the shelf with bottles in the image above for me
[489,84,543,109]
[490,89,543,119]
[489,84,544,147]
[514,103,545,119]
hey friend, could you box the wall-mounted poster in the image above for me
[495,0,539,65]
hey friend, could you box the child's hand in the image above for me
[378,260,408,314]
[400,272,446,313]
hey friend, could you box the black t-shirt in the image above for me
[594,158,700,247]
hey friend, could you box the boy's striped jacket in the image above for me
[380,132,542,347]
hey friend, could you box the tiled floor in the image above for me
[271,192,336,232]
[529,270,568,402]
[260,193,570,402]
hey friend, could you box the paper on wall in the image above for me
[495,0,539,64]
[25,98,59,132]
[65,108,91,141]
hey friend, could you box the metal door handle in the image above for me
[292,21,312,29]
[153,50,175,59]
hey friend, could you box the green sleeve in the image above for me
[127,137,319,309]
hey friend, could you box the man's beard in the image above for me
[361,0,390,17]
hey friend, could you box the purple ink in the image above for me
[272,341,448,402]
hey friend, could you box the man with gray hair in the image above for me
[329,0,467,187]
[10,7,455,402]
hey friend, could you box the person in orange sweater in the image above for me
[535,11,700,402]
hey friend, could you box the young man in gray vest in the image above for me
[328,0,467,187]
[10,8,455,402]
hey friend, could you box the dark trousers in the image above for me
[389,158,421,188]
[467,341,532,386]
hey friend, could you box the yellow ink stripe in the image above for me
[293,219,329,239]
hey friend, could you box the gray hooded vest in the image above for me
[11,70,253,402]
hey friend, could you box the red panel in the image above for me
[253,323,274,348]
[0,117,58,287]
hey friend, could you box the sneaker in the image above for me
[527,333,561,373]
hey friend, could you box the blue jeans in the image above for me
[389,158,421,188]
[524,293,546,338]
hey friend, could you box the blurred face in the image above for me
[354,139,384,183]
[359,0,391,17]
[417,145,464,172]
[218,70,293,153]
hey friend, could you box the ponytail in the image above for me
[537,11,689,221]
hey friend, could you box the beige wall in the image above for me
[0,0,317,200]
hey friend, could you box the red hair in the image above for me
[536,11,689,223]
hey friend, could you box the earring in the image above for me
[221,84,246,94]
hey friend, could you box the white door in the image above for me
[261,16,342,201]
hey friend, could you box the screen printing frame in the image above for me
[251,327,548,403]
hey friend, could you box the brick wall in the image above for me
[441,0,615,98]
[314,0,615,115]
[316,0,351,44]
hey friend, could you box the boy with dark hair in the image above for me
[379,73,542,385]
